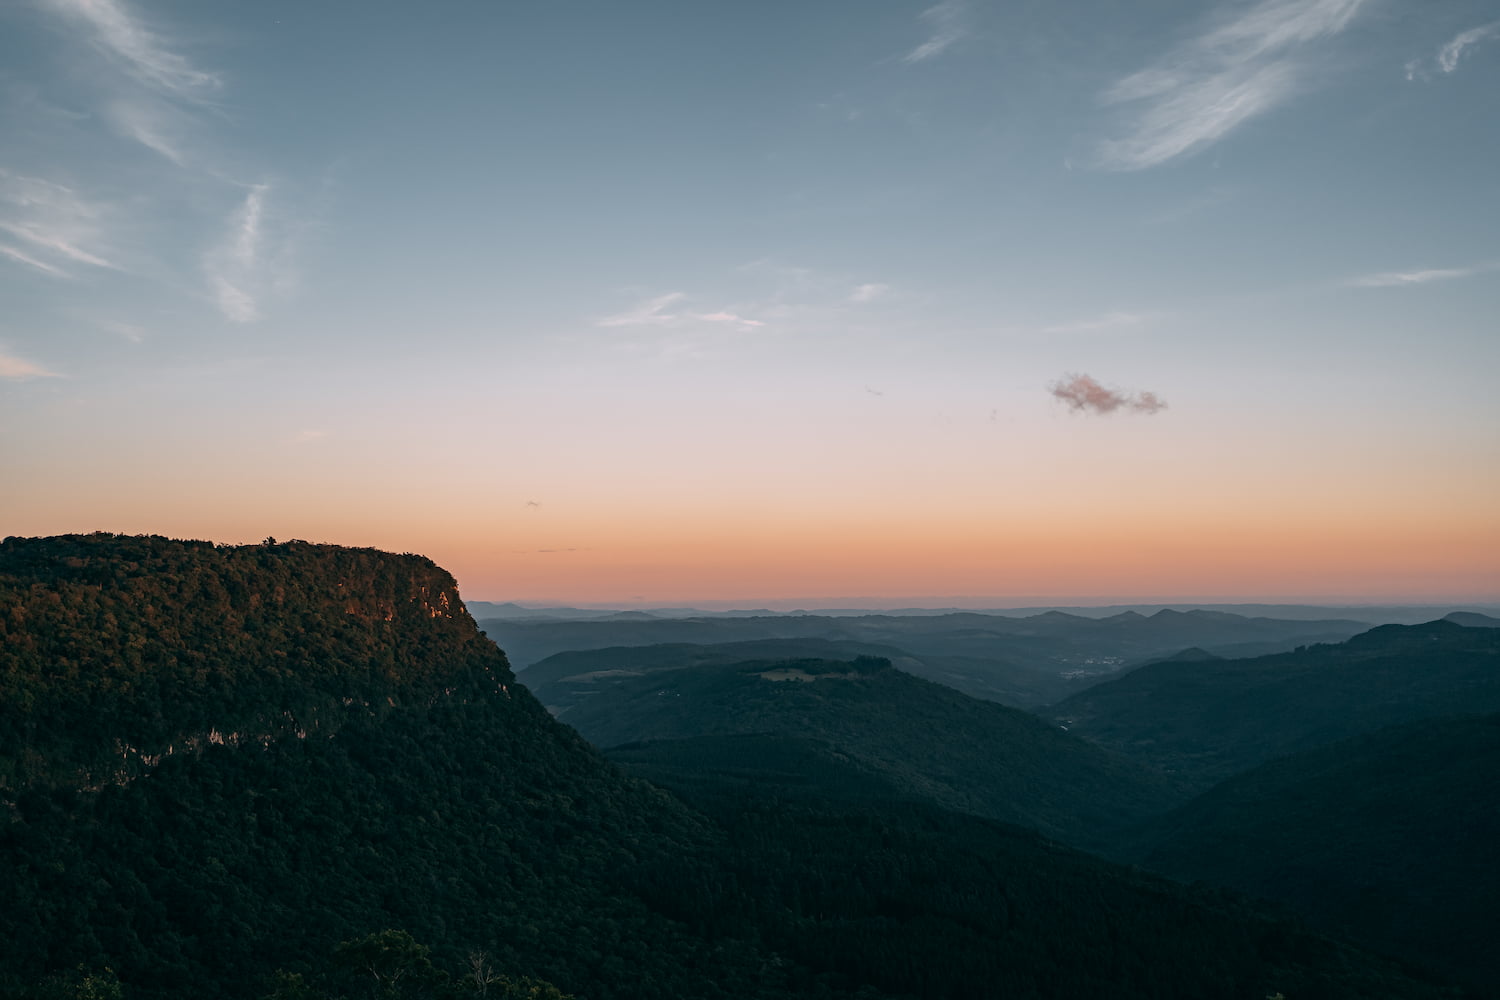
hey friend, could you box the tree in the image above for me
[26,966,123,1000]
[332,930,442,1000]
[261,971,320,1000]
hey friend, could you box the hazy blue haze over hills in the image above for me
[481,607,1377,708]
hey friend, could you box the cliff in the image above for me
[0,533,510,794]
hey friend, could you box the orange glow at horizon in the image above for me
[424,502,1500,605]
[7,402,1496,606]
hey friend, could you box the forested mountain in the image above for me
[0,535,731,998]
[528,636,1097,711]
[558,654,1180,852]
[1131,713,1500,988]
[1444,611,1500,628]
[1050,620,1500,791]
[0,533,503,793]
[0,535,1471,999]
[488,608,1371,710]
[525,638,912,714]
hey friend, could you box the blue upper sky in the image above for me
[3,0,1497,604]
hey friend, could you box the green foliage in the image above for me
[333,930,441,999]
[0,533,509,794]
[0,535,1477,1000]
[1053,620,1500,791]
[524,639,911,715]
[1135,713,1500,987]
[565,655,1178,852]
[22,965,123,1000]
[261,971,320,1000]
[259,939,573,1000]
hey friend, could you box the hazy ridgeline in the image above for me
[2,535,1492,998]
[484,606,1380,710]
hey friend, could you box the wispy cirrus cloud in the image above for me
[598,293,766,330]
[204,183,269,323]
[849,282,889,304]
[0,243,67,277]
[42,0,221,102]
[1405,21,1500,81]
[104,99,189,165]
[0,171,117,277]
[1096,0,1367,170]
[696,311,765,328]
[98,320,146,342]
[0,220,114,269]
[1038,311,1152,335]
[1438,21,1500,74]
[40,0,218,169]
[903,1,968,64]
[1050,373,1167,415]
[7,0,306,324]
[597,292,688,328]
[1348,261,1500,288]
[0,351,62,379]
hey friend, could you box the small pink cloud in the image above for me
[1049,373,1166,415]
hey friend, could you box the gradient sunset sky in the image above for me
[3,0,1497,606]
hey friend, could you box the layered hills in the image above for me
[541,615,1500,992]
[489,608,1370,710]
[560,655,1177,852]
[1050,620,1500,791]
[0,534,1464,999]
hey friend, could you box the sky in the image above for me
[2,0,1497,607]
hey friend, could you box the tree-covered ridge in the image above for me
[559,655,1181,852]
[0,534,1475,999]
[0,533,510,793]
[523,638,913,715]
[1133,713,1500,988]
[1050,620,1500,790]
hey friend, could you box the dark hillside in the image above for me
[523,637,912,715]
[1051,621,1500,790]
[0,533,503,793]
[1132,714,1500,988]
[560,655,1181,852]
[1445,611,1500,628]
[0,535,743,999]
[0,535,1470,999]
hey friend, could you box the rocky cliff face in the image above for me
[0,533,513,794]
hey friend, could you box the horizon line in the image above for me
[470,594,1500,612]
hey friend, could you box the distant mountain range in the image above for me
[468,599,1500,623]
[543,614,1500,991]
[483,607,1378,709]
[1050,618,1500,791]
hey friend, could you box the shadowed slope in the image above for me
[0,535,1470,1000]
[1051,621,1500,791]
[1133,714,1500,988]
[561,655,1180,853]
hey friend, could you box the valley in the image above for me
[2,535,1493,998]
